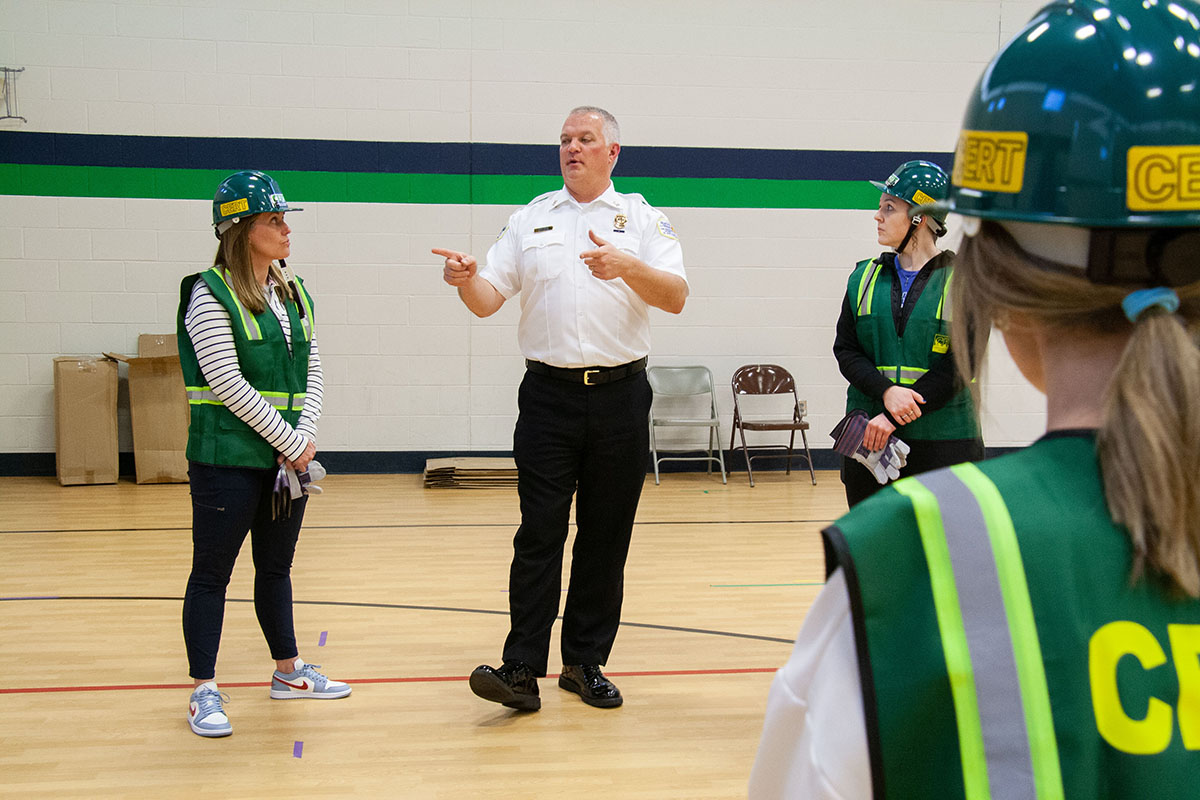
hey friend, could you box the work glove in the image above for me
[296,459,326,496]
[272,459,327,519]
[273,463,293,520]
[830,411,910,485]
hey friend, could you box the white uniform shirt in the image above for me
[478,183,687,368]
[749,568,872,799]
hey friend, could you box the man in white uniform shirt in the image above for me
[434,106,688,711]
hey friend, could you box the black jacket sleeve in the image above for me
[908,352,960,414]
[833,292,895,402]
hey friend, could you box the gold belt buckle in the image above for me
[583,369,600,386]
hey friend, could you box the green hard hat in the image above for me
[212,170,301,238]
[870,160,950,225]
[943,0,1200,228]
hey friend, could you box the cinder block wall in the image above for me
[0,0,1050,468]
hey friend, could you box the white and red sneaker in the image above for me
[188,682,232,737]
[269,658,351,700]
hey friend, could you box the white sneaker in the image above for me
[188,682,232,737]
[270,658,351,700]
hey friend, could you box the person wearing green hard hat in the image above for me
[754,1,1200,797]
[832,158,984,508]
[176,170,349,739]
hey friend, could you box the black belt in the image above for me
[525,357,647,386]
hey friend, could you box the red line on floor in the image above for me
[0,667,777,695]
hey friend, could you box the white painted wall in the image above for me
[0,0,1051,460]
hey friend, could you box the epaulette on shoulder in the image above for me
[528,189,559,206]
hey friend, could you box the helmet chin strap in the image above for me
[896,216,922,255]
[277,258,306,319]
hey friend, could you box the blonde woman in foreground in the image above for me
[751,0,1200,796]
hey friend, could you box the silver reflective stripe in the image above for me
[187,389,220,405]
[898,367,927,384]
[262,392,290,410]
[916,469,1038,800]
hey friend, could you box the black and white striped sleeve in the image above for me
[183,279,309,462]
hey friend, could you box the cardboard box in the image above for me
[105,334,190,484]
[54,356,119,486]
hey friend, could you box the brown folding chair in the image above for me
[730,364,816,487]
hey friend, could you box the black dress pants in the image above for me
[502,369,652,676]
[840,437,986,508]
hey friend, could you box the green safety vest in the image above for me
[176,266,315,469]
[844,255,978,440]
[826,434,1200,799]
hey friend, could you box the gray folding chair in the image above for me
[647,366,727,485]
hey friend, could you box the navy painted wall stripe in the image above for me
[1,131,953,181]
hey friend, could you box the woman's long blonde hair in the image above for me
[212,214,294,315]
[953,221,1200,597]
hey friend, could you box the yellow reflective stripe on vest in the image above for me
[296,284,315,341]
[856,259,883,316]
[214,268,264,340]
[187,386,303,413]
[938,271,953,321]
[874,365,927,385]
[895,464,1064,800]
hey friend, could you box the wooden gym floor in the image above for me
[0,469,846,799]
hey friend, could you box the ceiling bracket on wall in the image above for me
[1,67,27,123]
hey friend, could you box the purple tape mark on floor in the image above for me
[293,741,303,758]
[318,631,327,647]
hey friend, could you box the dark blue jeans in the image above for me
[183,461,307,680]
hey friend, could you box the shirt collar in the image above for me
[551,182,621,210]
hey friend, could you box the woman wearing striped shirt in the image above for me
[177,170,349,739]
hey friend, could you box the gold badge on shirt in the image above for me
[613,213,627,233]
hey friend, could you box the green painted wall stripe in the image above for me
[0,163,878,210]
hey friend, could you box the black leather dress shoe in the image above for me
[558,664,623,708]
[469,661,541,711]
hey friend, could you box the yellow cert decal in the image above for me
[220,197,250,217]
[1127,146,1200,211]
[932,334,950,354]
[912,189,936,207]
[952,130,1028,193]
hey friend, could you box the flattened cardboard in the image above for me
[105,333,190,484]
[54,356,119,486]
[423,457,518,489]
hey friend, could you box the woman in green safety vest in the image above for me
[176,171,350,739]
[833,159,983,508]
[753,1,1200,797]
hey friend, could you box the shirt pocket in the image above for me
[614,239,640,259]
[521,230,567,282]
